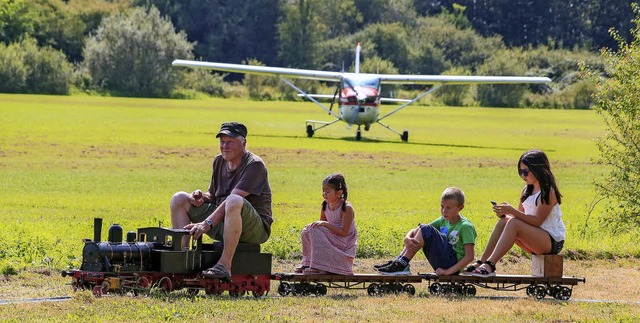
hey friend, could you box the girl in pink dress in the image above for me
[295,174,357,275]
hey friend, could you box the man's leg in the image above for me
[217,194,244,271]
[170,191,192,246]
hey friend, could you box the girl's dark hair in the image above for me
[321,173,348,211]
[519,150,562,205]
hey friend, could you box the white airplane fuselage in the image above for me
[338,78,381,130]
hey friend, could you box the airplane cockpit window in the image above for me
[343,76,380,89]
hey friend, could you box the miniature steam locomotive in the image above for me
[61,218,271,297]
[63,219,585,300]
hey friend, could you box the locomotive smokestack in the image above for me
[94,218,103,242]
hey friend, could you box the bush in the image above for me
[82,6,194,97]
[0,37,72,94]
[583,3,640,228]
[432,66,472,106]
[0,43,28,93]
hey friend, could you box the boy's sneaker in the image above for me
[377,261,411,275]
[373,260,394,270]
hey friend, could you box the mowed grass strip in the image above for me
[0,93,632,273]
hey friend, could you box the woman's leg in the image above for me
[479,217,551,273]
[479,217,508,261]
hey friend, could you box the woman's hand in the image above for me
[494,202,515,218]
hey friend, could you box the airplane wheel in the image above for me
[306,125,314,137]
[356,131,362,140]
[401,130,409,142]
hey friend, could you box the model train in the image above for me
[62,219,585,300]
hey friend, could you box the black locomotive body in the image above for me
[62,218,272,296]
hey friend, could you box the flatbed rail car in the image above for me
[272,273,423,296]
[420,273,586,300]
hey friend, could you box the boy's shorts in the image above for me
[419,224,458,271]
[188,198,269,245]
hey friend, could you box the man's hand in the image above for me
[184,221,210,240]
[190,190,205,207]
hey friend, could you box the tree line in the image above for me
[0,0,635,108]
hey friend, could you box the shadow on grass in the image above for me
[251,133,552,152]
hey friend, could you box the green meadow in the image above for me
[0,93,635,274]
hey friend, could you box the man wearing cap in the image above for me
[169,122,272,282]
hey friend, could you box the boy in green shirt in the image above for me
[376,187,477,275]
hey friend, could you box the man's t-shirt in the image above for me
[208,151,273,233]
[429,216,476,261]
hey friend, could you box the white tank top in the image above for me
[522,191,566,241]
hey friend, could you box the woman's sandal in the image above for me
[461,260,483,275]
[294,265,309,273]
[471,260,496,277]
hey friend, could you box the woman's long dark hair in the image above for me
[519,150,562,205]
[321,173,348,211]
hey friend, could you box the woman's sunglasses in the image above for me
[519,169,530,177]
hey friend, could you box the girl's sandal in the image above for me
[294,265,309,273]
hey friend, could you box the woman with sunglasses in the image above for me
[468,149,565,277]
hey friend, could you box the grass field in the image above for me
[1,94,639,321]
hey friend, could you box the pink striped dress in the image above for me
[299,205,358,275]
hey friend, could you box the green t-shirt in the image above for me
[429,216,477,261]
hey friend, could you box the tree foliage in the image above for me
[0,37,72,94]
[583,3,640,227]
[82,6,193,97]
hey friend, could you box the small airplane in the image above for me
[173,43,551,141]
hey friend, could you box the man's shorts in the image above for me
[188,198,269,244]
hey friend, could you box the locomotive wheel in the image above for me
[367,283,381,296]
[229,290,245,298]
[137,276,150,289]
[428,283,441,295]
[277,282,291,296]
[555,286,572,300]
[157,277,172,293]
[252,290,265,298]
[534,285,547,299]
[403,284,416,296]
[315,284,328,296]
[440,284,453,296]
[526,285,536,297]
[463,284,477,297]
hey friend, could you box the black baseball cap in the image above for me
[216,122,248,138]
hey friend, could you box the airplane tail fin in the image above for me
[355,42,361,74]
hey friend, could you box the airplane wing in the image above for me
[172,60,343,82]
[172,59,551,85]
[375,74,551,85]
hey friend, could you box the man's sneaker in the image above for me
[373,260,394,270]
[377,261,411,275]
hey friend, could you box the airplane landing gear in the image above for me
[306,125,315,138]
[356,126,362,140]
[401,130,409,142]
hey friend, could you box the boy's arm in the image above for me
[437,243,475,275]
